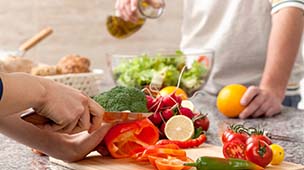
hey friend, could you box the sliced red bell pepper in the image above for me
[152,156,194,170]
[103,118,159,158]
[132,143,187,162]
[156,134,207,148]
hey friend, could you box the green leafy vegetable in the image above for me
[113,51,208,95]
[93,86,148,112]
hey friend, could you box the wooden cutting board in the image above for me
[50,144,304,170]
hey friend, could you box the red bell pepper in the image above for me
[103,118,159,158]
[133,144,186,161]
[156,134,207,148]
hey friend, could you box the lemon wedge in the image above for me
[181,100,195,112]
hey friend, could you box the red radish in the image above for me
[174,95,182,106]
[146,95,154,110]
[159,122,166,139]
[162,93,177,107]
[148,112,162,125]
[162,109,174,120]
[148,97,163,112]
[193,113,210,131]
[179,107,195,119]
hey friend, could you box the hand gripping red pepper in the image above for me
[103,118,159,158]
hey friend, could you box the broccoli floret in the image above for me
[93,86,148,112]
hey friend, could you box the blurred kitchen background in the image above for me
[0,0,182,83]
[2,0,304,109]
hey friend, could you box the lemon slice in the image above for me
[181,100,195,112]
[164,115,194,141]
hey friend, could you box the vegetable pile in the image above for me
[113,51,208,95]
[221,124,284,168]
[145,87,209,148]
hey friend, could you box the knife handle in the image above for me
[20,110,53,125]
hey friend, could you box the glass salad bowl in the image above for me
[108,49,214,96]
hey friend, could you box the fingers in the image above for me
[239,86,282,119]
[130,0,138,11]
[116,0,139,23]
[240,86,259,106]
[70,107,91,134]
[88,99,105,133]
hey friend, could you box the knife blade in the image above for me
[264,131,304,144]
[20,109,153,125]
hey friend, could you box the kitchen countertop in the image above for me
[0,89,303,170]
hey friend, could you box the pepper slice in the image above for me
[153,156,193,170]
[156,134,207,148]
[133,144,186,161]
[103,118,159,158]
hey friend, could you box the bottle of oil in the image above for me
[107,0,165,39]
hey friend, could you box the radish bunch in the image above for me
[146,92,196,138]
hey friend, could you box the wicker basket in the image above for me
[44,69,104,97]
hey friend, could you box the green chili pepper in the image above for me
[184,156,264,170]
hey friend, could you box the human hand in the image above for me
[239,86,282,119]
[58,123,113,162]
[35,79,104,134]
[115,0,139,23]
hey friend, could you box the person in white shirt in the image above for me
[116,0,304,118]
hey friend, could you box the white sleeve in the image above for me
[271,0,304,14]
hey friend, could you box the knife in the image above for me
[20,109,153,125]
[264,131,304,144]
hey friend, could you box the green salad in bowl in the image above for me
[110,50,213,95]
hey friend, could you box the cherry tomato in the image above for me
[245,140,273,168]
[197,55,209,67]
[226,133,249,144]
[222,129,248,144]
[222,140,246,159]
[246,134,272,145]
[270,144,284,165]
[193,115,210,131]
[222,129,233,144]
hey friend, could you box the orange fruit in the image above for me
[216,84,247,118]
[159,86,188,100]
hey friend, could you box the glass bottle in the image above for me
[106,0,165,39]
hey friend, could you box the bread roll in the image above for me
[57,54,90,74]
[1,56,34,73]
[31,65,61,76]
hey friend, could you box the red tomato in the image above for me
[222,129,249,144]
[222,140,246,159]
[246,134,272,145]
[227,133,249,144]
[193,116,210,131]
[245,140,273,168]
[222,129,233,143]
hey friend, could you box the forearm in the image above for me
[260,7,304,99]
[0,72,47,117]
[0,114,109,161]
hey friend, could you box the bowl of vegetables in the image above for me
[109,49,214,96]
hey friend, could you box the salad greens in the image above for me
[113,51,208,95]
